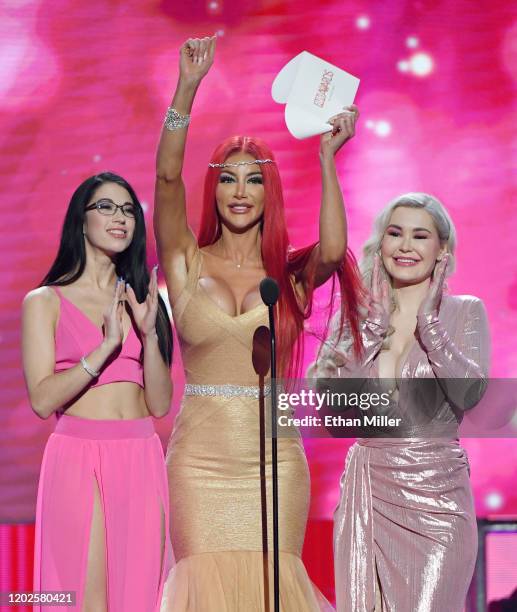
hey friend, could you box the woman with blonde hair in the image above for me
[311,193,490,611]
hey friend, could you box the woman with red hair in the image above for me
[156,37,363,611]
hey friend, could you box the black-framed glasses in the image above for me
[85,198,136,218]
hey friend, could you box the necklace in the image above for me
[213,243,261,269]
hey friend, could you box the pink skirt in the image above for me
[33,415,173,611]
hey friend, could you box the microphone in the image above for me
[259,276,280,612]
[260,277,279,307]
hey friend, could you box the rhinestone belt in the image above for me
[184,383,271,399]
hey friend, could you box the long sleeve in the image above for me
[306,311,353,379]
[356,312,388,370]
[307,309,388,380]
[416,296,491,410]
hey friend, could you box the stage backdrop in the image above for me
[1,0,516,536]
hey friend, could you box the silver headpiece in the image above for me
[208,159,275,168]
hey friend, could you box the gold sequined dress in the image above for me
[161,248,332,611]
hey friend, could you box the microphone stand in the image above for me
[267,302,280,612]
[260,277,280,612]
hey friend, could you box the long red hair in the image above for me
[199,135,363,378]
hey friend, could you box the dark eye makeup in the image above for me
[218,173,263,185]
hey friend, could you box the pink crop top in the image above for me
[52,286,144,388]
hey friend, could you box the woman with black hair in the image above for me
[22,172,174,612]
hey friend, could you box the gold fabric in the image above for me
[161,248,332,611]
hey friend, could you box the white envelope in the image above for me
[272,51,360,140]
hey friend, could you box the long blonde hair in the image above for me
[308,192,457,377]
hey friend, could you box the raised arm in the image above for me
[154,36,216,301]
[417,257,491,410]
[417,299,490,410]
[297,106,359,290]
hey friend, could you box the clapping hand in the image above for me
[418,255,449,318]
[103,279,125,351]
[368,253,391,329]
[125,266,159,339]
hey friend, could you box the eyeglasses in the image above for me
[85,198,136,218]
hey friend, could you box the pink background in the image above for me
[1,0,516,541]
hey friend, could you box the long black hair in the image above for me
[40,172,173,366]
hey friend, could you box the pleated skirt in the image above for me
[33,414,173,611]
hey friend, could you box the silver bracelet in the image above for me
[164,107,191,131]
[80,356,100,378]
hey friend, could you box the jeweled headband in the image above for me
[208,159,275,168]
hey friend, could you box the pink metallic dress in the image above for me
[313,294,490,612]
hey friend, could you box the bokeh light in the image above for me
[485,492,505,511]
[356,15,370,30]
[409,51,434,77]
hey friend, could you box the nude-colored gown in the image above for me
[313,294,490,612]
[161,247,332,611]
